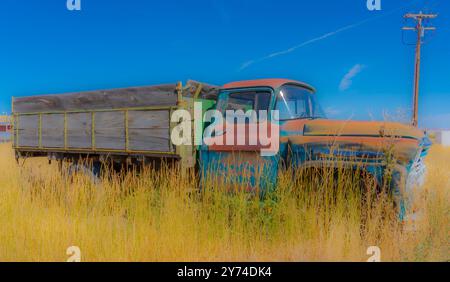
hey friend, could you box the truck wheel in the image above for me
[66,162,101,185]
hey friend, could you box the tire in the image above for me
[66,161,101,185]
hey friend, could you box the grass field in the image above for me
[0,142,448,262]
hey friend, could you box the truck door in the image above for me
[199,88,280,192]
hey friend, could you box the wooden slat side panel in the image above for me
[13,117,17,147]
[42,114,64,148]
[15,110,173,153]
[17,115,39,147]
[95,112,125,150]
[128,110,171,152]
[67,113,92,149]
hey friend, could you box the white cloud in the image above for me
[339,64,365,91]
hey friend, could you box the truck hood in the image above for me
[302,119,424,140]
[282,119,428,165]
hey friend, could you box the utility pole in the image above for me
[402,12,437,127]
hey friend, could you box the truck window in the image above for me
[275,85,325,120]
[217,91,271,116]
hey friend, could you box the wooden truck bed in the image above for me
[12,81,219,160]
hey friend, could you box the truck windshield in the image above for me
[275,85,326,120]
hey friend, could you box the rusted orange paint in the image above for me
[302,119,424,139]
[205,121,280,152]
[223,79,315,91]
[288,136,419,162]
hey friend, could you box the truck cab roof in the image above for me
[222,79,315,92]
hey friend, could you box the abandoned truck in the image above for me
[11,79,431,217]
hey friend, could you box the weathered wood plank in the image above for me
[128,110,171,152]
[67,113,92,149]
[94,112,125,150]
[14,81,220,114]
[14,84,179,113]
[185,80,220,100]
[41,114,64,148]
[12,118,17,147]
[17,115,39,147]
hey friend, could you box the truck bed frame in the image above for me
[12,81,219,168]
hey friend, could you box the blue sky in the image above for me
[0,0,448,128]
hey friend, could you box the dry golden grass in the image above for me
[0,142,448,262]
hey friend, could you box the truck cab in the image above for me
[199,79,324,189]
[199,79,431,217]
